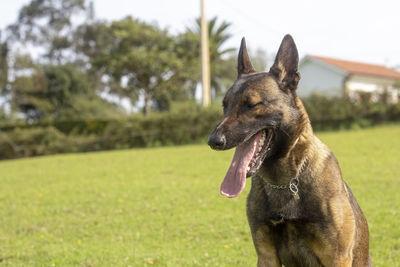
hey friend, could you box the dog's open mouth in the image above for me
[221,128,273,198]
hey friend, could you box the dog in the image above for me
[208,35,371,266]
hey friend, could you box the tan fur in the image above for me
[253,225,281,267]
[247,97,370,266]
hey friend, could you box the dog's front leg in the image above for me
[247,178,281,267]
[250,223,281,267]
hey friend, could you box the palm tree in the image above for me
[187,17,236,98]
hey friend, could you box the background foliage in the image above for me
[1,97,399,160]
[0,0,399,161]
[1,0,238,120]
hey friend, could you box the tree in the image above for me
[7,0,89,64]
[5,0,122,121]
[0,31,9,102]
[0,32,9,122]
[0,107,5,121]
[11,59,120,121]
[10,53,46,120]
[173,32,202,100]
[78,16,184,115]
[73,20,118,97]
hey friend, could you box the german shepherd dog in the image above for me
[208,35,371,266]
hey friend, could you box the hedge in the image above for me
[1,96,399,160]
[0,107,222,160]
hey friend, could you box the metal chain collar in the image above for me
[263,156,309,200]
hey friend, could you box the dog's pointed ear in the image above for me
[238,37,256,77]
[269,34,300,91]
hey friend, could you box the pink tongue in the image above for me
[220,131,262,198]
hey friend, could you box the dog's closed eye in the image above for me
[246,101,266,109]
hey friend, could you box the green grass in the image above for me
[0,124,399,266]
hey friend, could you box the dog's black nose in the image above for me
[208,133,226,150]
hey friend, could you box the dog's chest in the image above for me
[249,184,326,266]
[276,238,324,267]
[251,174,324,223]
[266,217,324,267]
[263,188,315,222]
[256,221,325,266]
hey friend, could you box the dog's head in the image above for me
[208,34,303,198]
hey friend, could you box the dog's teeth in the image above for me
[247,166,250,171]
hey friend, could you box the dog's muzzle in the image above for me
[207,132,226,150]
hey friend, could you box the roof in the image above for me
[308,55,400,80]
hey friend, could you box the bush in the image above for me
[0,107,223,159]
[0,126,106,160]
[0,126,69,159]
[101,107,222,148]
[0,98,399,160]
[302,95,400,131]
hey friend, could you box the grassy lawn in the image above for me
[0,124,399,266]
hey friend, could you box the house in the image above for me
[297,55,400,103]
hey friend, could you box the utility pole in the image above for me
[200,0,211,107]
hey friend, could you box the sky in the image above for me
[1,0,400,69]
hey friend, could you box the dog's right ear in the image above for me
[237,37,256,77]
[269,34,300,91]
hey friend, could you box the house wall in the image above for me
[346,75,399,103]
[346,74,396,91]
[297,59,345,97]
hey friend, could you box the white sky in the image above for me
[1,0,400,68]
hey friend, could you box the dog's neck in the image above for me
[259,97,314,185]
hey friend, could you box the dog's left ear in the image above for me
[270,34,300,91]
[238,37,256,77]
